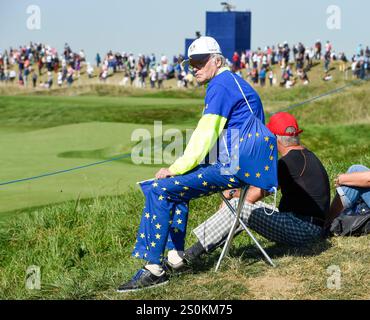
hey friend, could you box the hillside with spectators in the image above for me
[0,40,369,93]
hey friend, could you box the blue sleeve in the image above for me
[204,83,233,119]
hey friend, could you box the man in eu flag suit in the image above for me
[117,37,278,292]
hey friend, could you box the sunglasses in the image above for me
[189,54,211,70]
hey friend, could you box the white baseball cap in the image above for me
[188,36,222,57]
[182,36,222,68]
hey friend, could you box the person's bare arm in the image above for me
[245,186,266,204]
[221,186,266,207]
[335,171,370,188]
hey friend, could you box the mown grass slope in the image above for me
[0,62,369,300]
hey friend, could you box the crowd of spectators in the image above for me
[98,51,194,89]
[0,40,369,90]
[231,40,369,89]
[0,42,87,89]
[350,44,370,80]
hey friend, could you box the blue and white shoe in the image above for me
[116,268,169,293]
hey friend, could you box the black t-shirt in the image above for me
[278,149,330,220]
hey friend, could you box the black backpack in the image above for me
[330,205,370,237]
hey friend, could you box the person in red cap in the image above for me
[180,112,331,267]
[266,112,303,137]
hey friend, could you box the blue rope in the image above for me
[0,153,131,186]
[0,77,368,187]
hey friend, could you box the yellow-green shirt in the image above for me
[169,67,230,175]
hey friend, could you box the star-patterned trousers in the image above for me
[133,162,243,264]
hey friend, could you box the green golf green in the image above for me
[0,96,202,215]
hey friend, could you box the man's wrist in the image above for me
[336,174,344,186]
[229,189,237,198]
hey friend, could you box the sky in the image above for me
[0,0,368,61]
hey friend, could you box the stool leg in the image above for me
[215,186,248,272]
[216,188,276,270]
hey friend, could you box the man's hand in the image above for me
[155,168,175,180]
[222,189,240,200]
[334,175,342,188]
[219,189,240,209]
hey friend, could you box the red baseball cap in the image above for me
[266,112,303,136]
